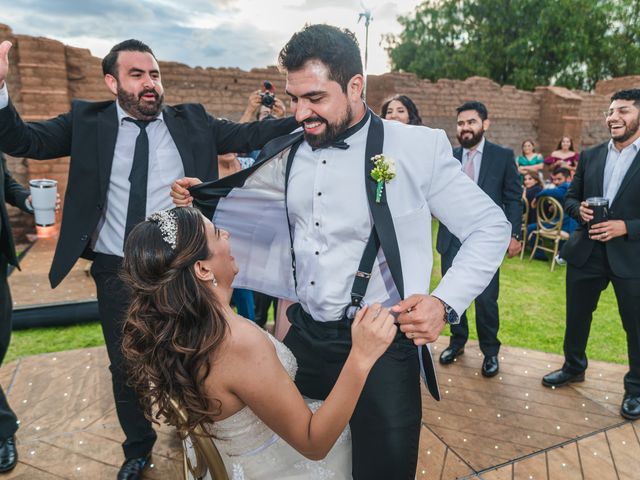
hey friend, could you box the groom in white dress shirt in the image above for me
[183,25,510,479]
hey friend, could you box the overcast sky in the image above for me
[3,0,422,74]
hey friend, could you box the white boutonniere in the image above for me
[370,154,396,203]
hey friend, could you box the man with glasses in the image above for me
[542,89,640,421]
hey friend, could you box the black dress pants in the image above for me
[90,254,156,459]
[441,245,501,356]
[563,242,640,395]
[283,303,422,480]
[0,260,18,440]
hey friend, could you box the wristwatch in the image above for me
[511,233,521,241]
[434,296,460,325]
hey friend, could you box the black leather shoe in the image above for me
[482,355,499,377]
[0,435,17,473]
[621,393,640,420]
[117,454,153,480]
[541,369,585,387]
[439,346,464,365]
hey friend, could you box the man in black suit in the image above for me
[436,101,522,377]
[542,89,640,421]
[0,39,296,479]
[0,154,31,473]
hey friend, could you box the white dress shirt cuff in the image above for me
[0,84,8,110]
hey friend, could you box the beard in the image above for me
[610,115,640,144]
[457,128,485,149]
[117,85,164,120]
[303,103,353,149]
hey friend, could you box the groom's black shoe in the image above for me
[0,435,17,473]
[481,355,499,377]
[621,393,640,420]
[542,369,585,388]
[117,454,153,480]
[439,346,464,365]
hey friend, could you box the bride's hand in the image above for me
[170,177,202,207]
[350,303,397,369]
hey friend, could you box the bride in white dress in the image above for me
[120,207,397,479]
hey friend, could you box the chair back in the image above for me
[168,396,230,480]
[536,196,564,236]
[520,196,529,259]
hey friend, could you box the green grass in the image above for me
[5,222,627,365]
[430,223,626,365]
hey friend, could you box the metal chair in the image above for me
[527,196,569,271]
[168,396,230,480]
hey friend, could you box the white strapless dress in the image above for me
[185,331,352,480]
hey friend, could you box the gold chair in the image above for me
[168,396,230,480]
[520,196,529,260]
[527,196,569,271]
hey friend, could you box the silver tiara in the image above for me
[148,209,177,250]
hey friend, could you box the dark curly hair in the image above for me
[121,207,228,435]
[380,94,423,125]
[279,24,363,93]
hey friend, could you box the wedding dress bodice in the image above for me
[206,331,298,456]
[194,329,351,480]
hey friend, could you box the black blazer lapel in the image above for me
[164,106,197,177]
[453,147,462,162]
[96,104,118,201]
[190,131,304,219]
[477,140,492,188]
[612,148,640,206]
[592,143,608,197]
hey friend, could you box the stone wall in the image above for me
[0,23,636,242]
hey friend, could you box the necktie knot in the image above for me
[124,118,152,130]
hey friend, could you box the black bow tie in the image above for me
[331,140,350,150]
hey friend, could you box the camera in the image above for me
[259,80,275,108]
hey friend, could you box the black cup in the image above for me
[586,197,609,231]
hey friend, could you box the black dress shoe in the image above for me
[117,454,153,480]
[482,355,499,377]
[439,346,464,365]
[0,435,17,473]
[542,368,585,387]
[621,393,640,420]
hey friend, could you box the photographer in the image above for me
[239,81,287,123]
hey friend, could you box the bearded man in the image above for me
[542,89,640,422]
[173,26,511,479]
[436,101,522,377]
[0,39,296,479]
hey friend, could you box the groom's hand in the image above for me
[391,294,446,345]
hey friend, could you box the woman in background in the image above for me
[517,139,544,177]
[545,136,579,172]
[380,94,423,125]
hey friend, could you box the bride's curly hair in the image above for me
[121,207,228,435]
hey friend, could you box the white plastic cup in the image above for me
[29,179,58,227]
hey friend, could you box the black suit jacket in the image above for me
[561,141,640,278]
[0,99,297,287]
[0,153,30,267]
[436,139,521,254]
